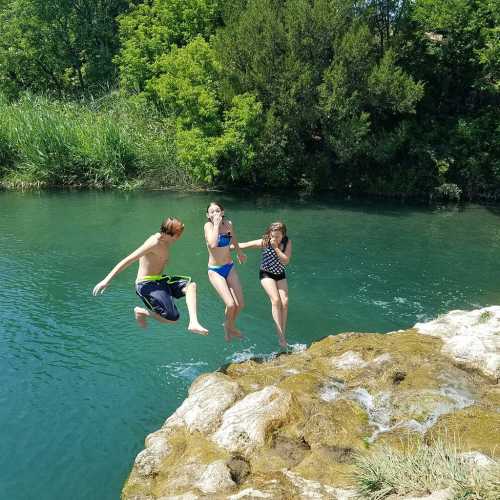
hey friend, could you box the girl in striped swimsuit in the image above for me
[238,222,292,347]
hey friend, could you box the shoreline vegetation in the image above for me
[0,1,499,200]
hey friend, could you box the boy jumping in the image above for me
[92,217,208,335]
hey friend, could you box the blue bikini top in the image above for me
[217,232,232,247]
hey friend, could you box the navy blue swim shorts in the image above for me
[135,275,191,321]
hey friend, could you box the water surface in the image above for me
[1,191,499,499]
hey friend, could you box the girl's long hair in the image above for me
[206,201,225,221]
[262,222,287,247]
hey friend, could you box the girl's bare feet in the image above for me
[229,326,244,340]
[188,322,209,336]
[134,306,148,329]
[278,334,287,348]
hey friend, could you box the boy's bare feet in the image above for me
[134,306,148,329]
[188,322,209,336]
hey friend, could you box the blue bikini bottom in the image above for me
[208,262,234,280]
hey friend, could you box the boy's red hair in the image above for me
[160,217,184,236]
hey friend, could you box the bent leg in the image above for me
[134,306,176,329]
[260,278,286,347]
[182,282,208,335]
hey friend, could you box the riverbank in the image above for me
[1,94,499,201]
[123,307,500,499]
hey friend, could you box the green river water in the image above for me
[1,191,499,500]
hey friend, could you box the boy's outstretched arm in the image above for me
[92,238,156,296]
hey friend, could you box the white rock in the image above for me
[460,451,497,468]
[160,494,200,500]
[164,372,242,434]
[228,489,273,499]
[331,351,367,369]
[213,386,294,455]
[415,306,500,378]
[282,470,339,499]
[319,380,345,402]
[402,488,453,500]
[373,353,393,365]
[134,433,170,477]
[195,460,235,494]
[333,488,357,500]
[165,463,204,492]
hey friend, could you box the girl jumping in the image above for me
[238,222,292,347]
[204,201,246,341]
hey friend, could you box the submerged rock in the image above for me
[122,308,500,499]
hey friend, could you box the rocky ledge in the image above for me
[122,307,500,499]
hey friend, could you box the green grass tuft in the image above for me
[353,439,500,499]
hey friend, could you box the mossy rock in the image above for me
[302,399,370,450]
[277,372,323,401]
[292,449,357,488]
[251,434,311,473]
[480,385,500,412]
[427,406,500,458]
[373,430,426,452]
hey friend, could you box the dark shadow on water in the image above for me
[211,191,476,218]
[3,188,499,219]
[484,204,500,217]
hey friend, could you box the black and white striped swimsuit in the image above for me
[259,237,288,281]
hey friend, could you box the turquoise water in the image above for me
[1,191,500,499]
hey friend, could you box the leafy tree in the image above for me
[147,36,222,133]
[0,0,129,98]
[216,0,423,188]
[399,0,500,198]
[146,36,264,183]
[115,0,222,94]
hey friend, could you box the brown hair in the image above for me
[160,217,184,236]
[206,201,224,220]
[262,221,287,247]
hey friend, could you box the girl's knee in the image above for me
[225,301,237,312]
[270,296,281,307]
[281,297,289,308]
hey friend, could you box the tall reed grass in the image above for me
[0,93,191,189]
[353,439,500,499]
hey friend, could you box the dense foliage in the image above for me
[0,0,498,198]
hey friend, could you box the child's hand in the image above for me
[270,237,279,249]
[92,279,109,296]
[212,213,222,226]
[237,252,247,264]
